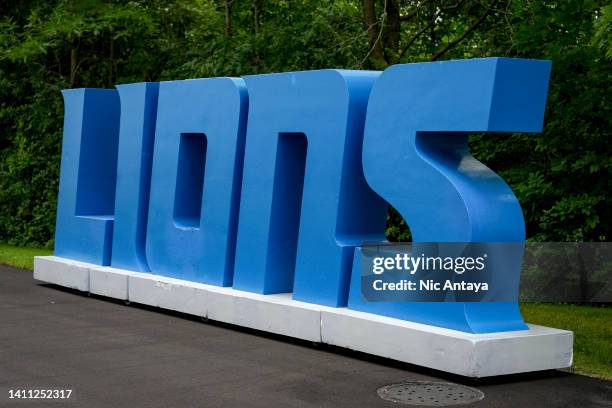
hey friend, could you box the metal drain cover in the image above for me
[377,381,484,406]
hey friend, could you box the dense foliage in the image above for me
[0,0,609,247]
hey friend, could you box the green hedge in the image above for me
[1,0,609,247]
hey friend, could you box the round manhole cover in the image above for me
[377,381,484,406]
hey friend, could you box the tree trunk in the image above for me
[108,39,115,87]
[224,0,233,36]
[69,47,77,88]
[362,0,385,62]
[384,0,400,59]
[253,0,261,34]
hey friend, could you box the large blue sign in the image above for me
[53,58,552,333]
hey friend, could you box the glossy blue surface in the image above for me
[232,70,387,306]
[145,77,247,285]
[54,89,120,265]
[349,57,552,333]
[111,82,159,272]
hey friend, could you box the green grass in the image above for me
[0,244,609,380]
[0,244,52,270]
[521,303,611,380]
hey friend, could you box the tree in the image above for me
[0,0,609,247]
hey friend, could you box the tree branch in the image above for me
[398,0,467,59]
[398,15,436,59]
[431,0,498,61]
[361,0,386,63]
[399,0,432,21]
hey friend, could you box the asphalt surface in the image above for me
[0,264,610,408]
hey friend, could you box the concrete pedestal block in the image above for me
[320,308,573,377]
[33,256,90,291]
[128,273,208,317]
[33,256,573,377]
[206,288,322,342]
[89,266,131,300]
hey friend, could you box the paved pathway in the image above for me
[1,265,610,407]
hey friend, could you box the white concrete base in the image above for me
[205,288,322,342]
[128,272,208,316]
[89,266,132,299]
[33,256,90,291]
[320,309,573,378]
[33,256,573,377]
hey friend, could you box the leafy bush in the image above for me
[0,0,609,247]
